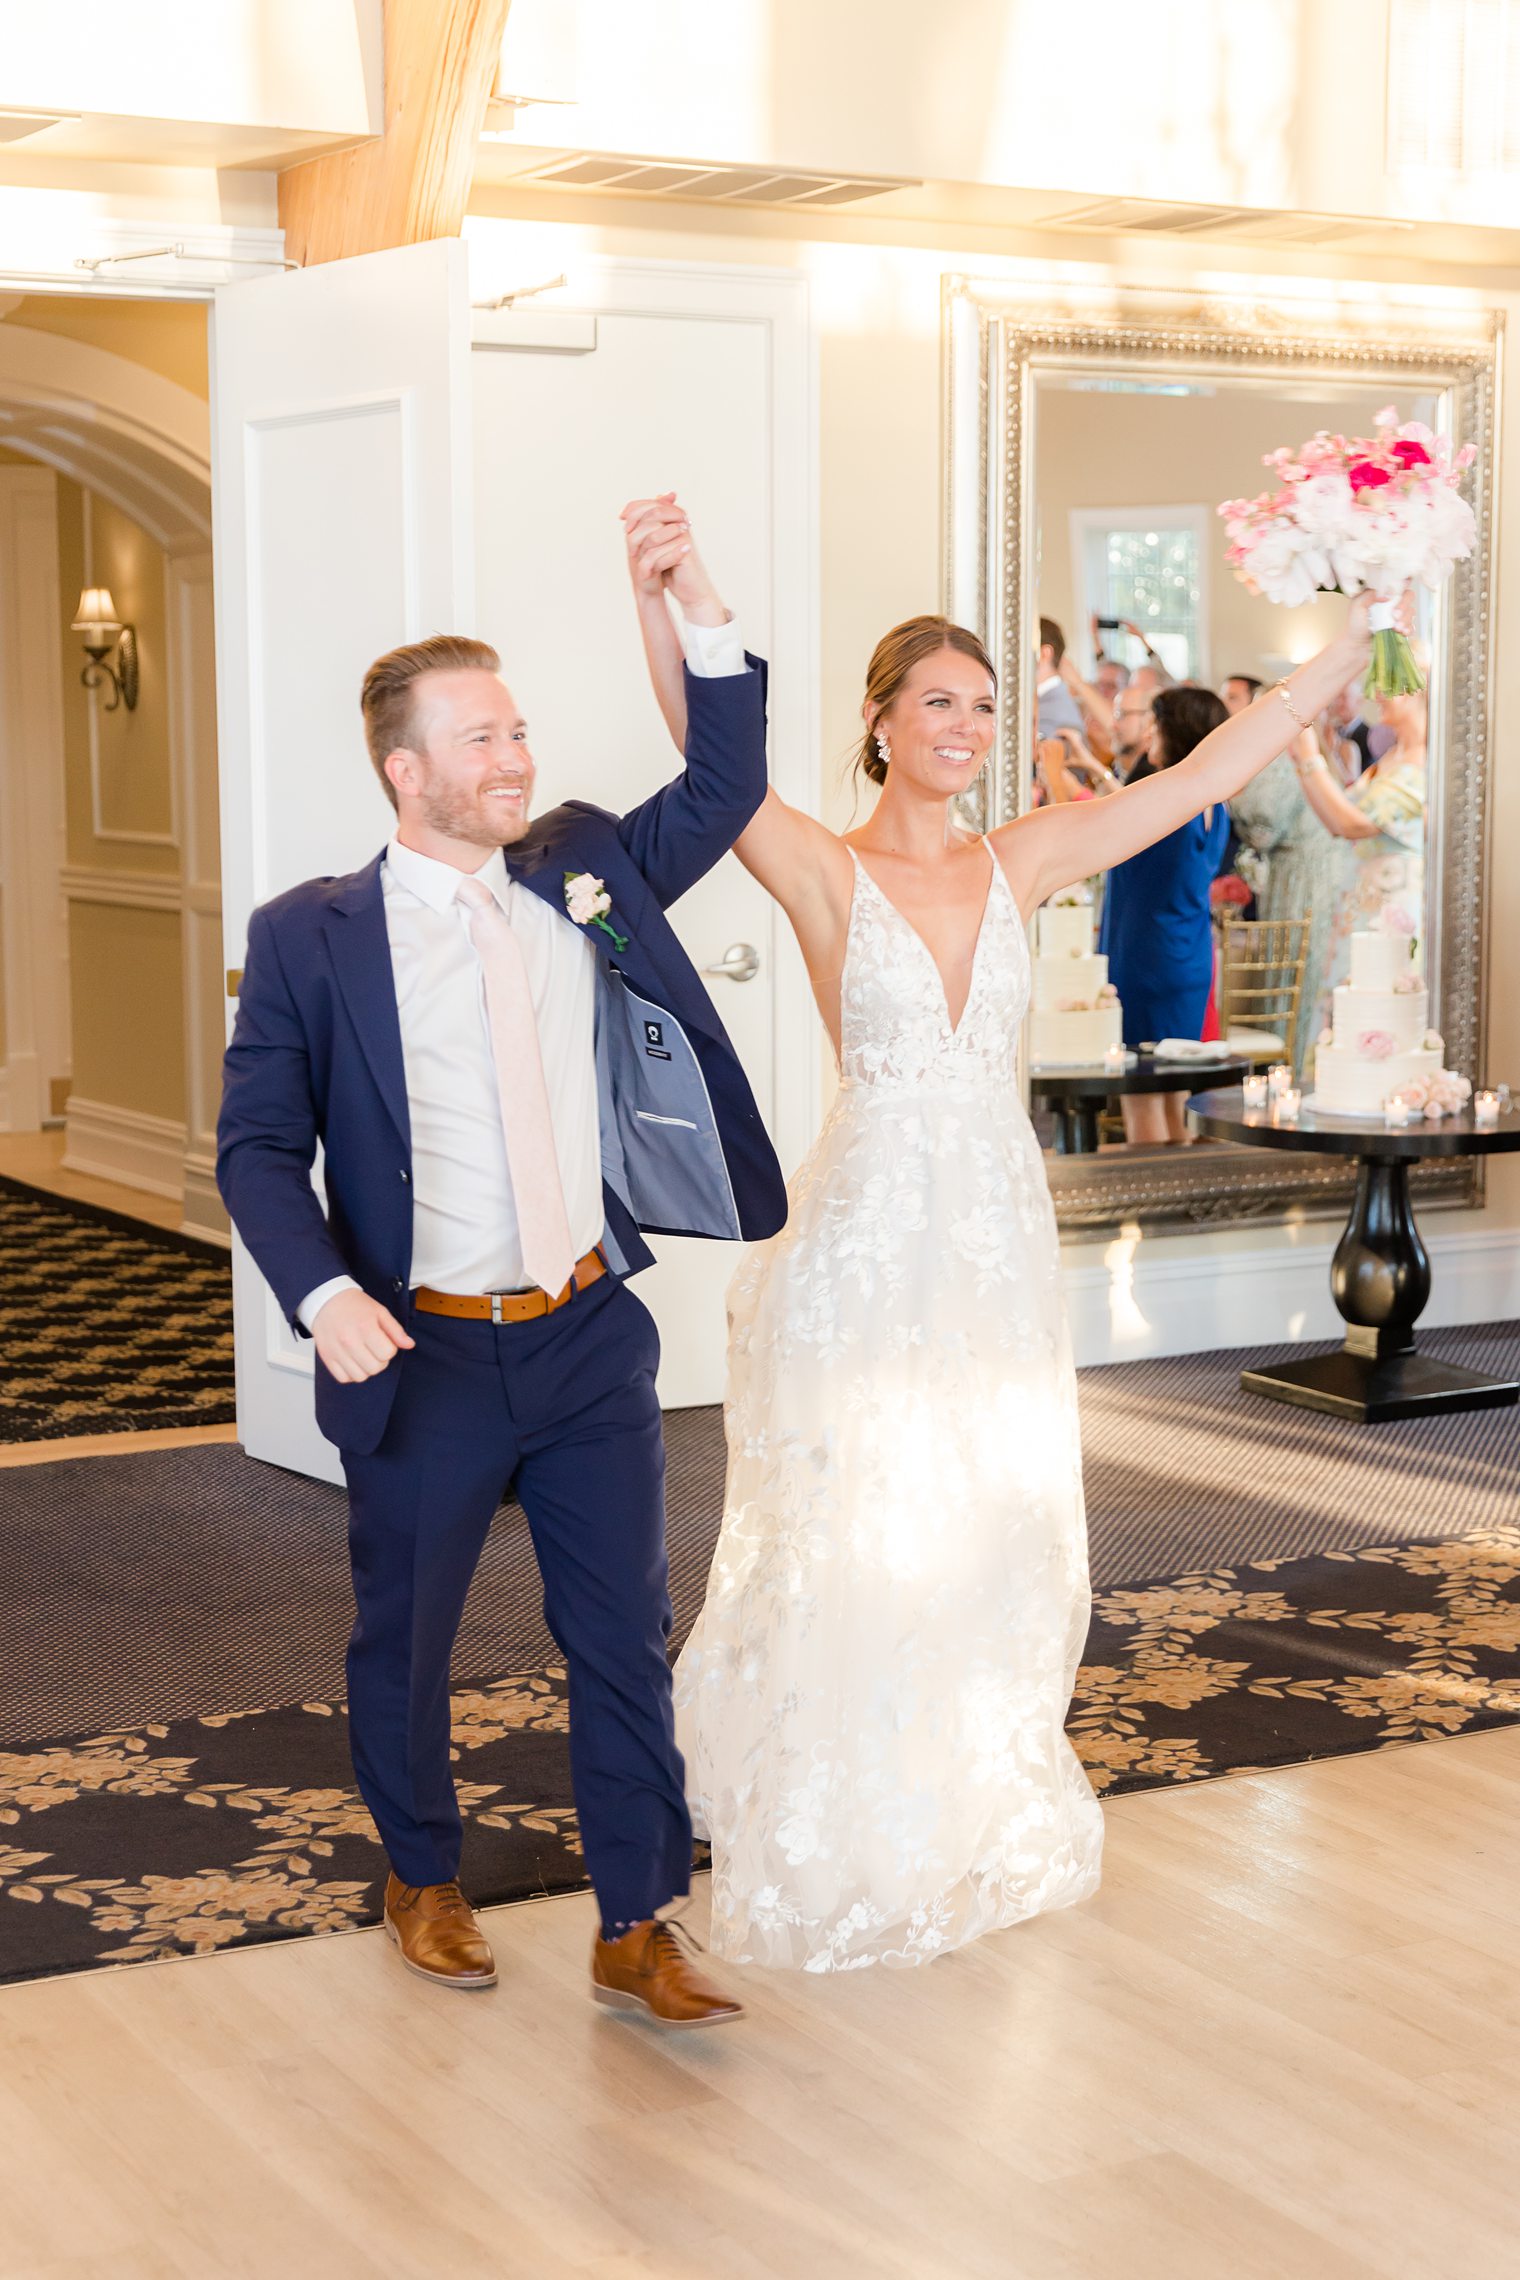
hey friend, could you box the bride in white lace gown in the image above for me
[626,501,1376,1971]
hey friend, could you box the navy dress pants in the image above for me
[339,1274,692,1932]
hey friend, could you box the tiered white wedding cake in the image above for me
[1311,921,1444,1116]
[1028,891,1124,1068]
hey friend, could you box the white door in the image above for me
[468,252,818,1407]
[214,238,475,1485]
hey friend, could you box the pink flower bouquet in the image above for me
[1219,408,1477,697]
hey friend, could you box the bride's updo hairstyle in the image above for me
[855,615,997,787]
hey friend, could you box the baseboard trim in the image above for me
[63,1095,185,1203]
[1063,1225,1520,1369]
[180,1150,230,1247]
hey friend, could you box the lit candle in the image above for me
[1242,1071,1269,1109]
[1104,1042,1127,1072]
[1475,1089,1500,1128]
[1268,1062,1293,1097]
[1273,1086,1302,1123]
[1384,1098,1415,1128]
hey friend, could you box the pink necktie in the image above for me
[455,874,576,1299]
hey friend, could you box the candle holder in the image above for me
[1103,1042,1127,1072]
[1384,1097,1416,1128]
[1242,1071,1269,1110]
[1268,1062,1293,1097]
[1272,1086,1302,1124]
[1475,1090,1500,1129]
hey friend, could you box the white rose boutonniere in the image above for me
[563,870,628,951]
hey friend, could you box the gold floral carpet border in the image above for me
[0,1176,234,1442]
[4,1523,1520,1985]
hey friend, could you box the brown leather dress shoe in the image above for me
[383,1872,497,1990]
[591,1918,743,2028]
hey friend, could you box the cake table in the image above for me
[1030,1051,1251,1154]
[1188,1087,1520,1421]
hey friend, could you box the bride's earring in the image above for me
[876,733,891,767]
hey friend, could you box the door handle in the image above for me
[703,942,760,983]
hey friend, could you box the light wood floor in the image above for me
[3,1727,1518,2279]
[0,1129,187,1235]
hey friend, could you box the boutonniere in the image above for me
[564,870,628,952]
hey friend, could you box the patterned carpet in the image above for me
[3,1309,1520,1985]
[5,1524,1520,1984]
[0,1176,234,1442]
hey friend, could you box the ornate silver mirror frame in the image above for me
[943,278,1501,1236]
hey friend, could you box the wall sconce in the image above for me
[71,586,139,712]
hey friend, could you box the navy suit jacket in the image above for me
[217,657,787,1454]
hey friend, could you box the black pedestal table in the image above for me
[1030,1052,1251,1154]
[1187,1088,1520,1421]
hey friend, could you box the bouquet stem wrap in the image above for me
[1364,599,1423,699]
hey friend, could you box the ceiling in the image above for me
[468,138,1520,273]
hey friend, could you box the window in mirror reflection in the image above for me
[1077,511,1204,682]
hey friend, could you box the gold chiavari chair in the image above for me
[1216,916,1310,1067]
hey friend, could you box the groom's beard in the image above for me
[416,771,533,850]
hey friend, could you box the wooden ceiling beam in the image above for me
[278,0,512,268]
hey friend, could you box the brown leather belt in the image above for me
[414,1247,608,1325]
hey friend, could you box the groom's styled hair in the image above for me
[361,634,502,808]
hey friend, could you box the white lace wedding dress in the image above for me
[674,843,1104,1971]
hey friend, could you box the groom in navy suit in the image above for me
[218,499,783,2026]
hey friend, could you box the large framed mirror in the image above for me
[944,280,1500,1235]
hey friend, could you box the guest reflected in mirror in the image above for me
[1036,728,1118,805]
[1118,618,1175,692]
[1099,684,1230,1144]
[1294,684,1427,1033]
[1225,687,1342,1076]
[1093,652,1129,709]
[1109,685,1156,785]
[1036,616,1087,738]
[1323,673,1395,779]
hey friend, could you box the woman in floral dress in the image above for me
[1290,689,1426,1033]
[1227,745,1343,1076]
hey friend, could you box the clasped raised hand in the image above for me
[620,492,725,620]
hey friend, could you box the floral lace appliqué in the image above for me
[674,849,1104,1969]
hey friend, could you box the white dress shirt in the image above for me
[299,608,747,1329]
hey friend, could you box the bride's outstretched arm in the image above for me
[997,595,1377,911]
[624,496,852,960]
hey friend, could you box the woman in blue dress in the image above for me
[1099,685,1229,1144]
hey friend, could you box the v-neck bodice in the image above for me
[840,845,1029,1095]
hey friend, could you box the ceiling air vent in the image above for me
[1040,196,1416,248]
[508,151,918,209]
[1041,198,1254,235]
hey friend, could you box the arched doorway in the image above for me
[0,321,226,1238]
